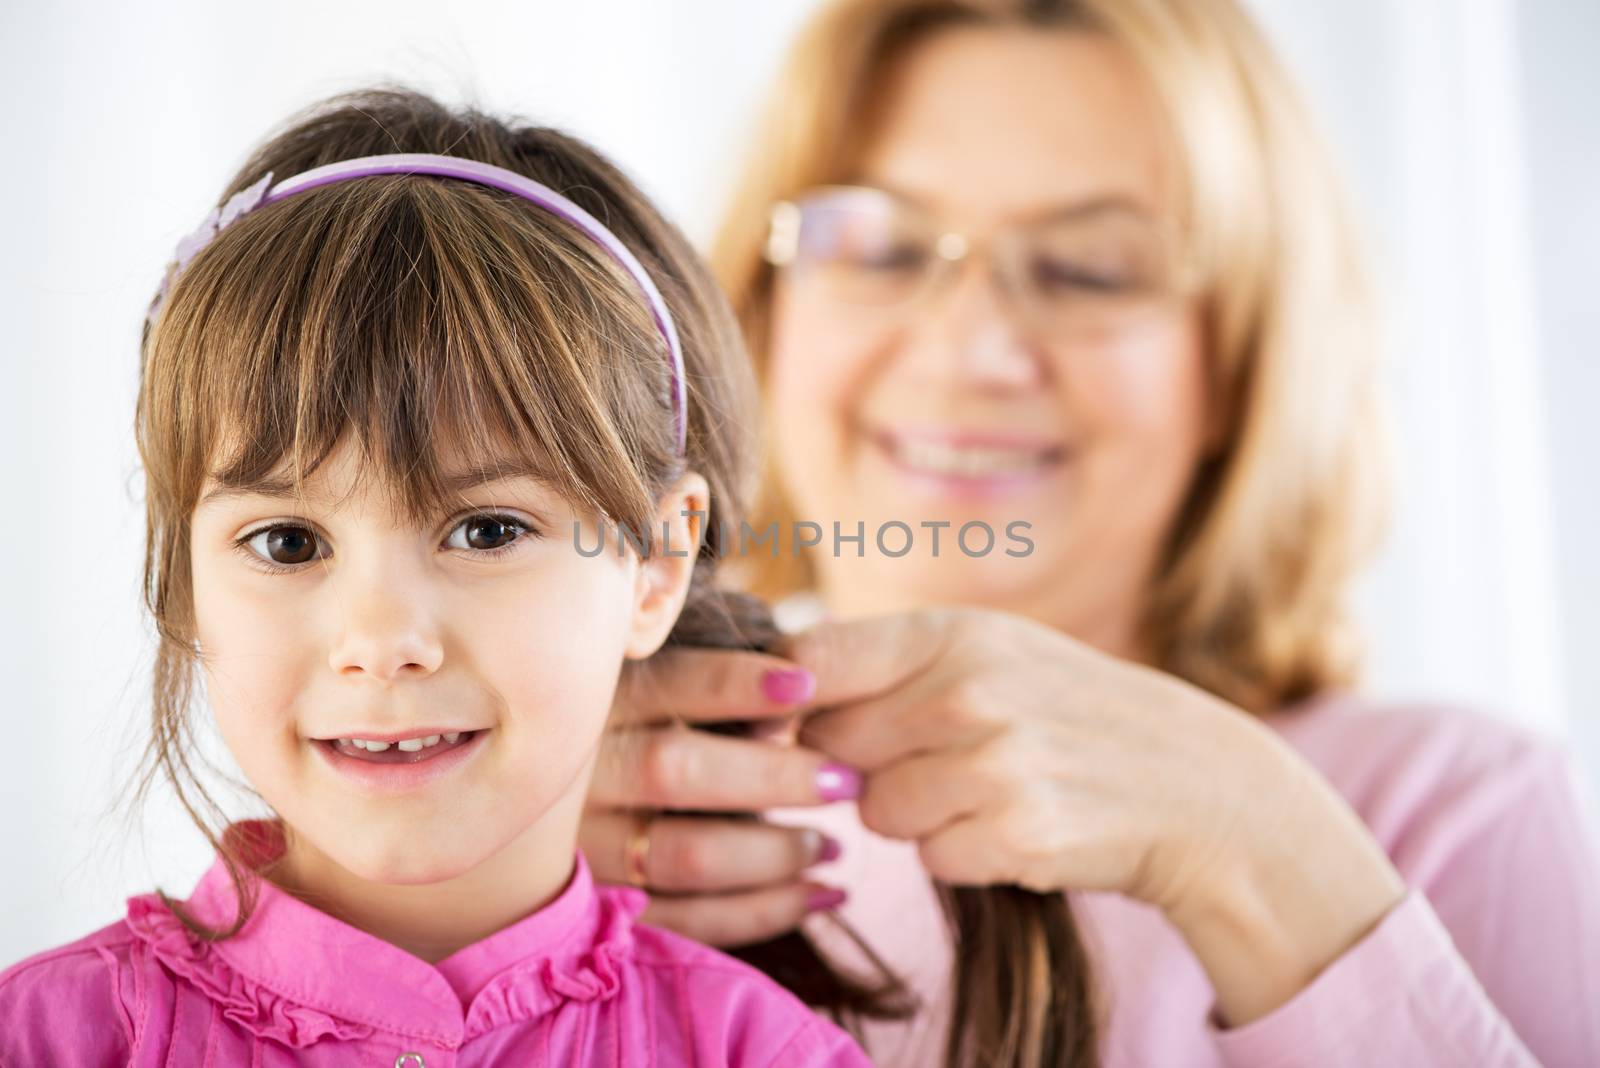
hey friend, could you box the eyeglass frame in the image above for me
[761,183,1203,335]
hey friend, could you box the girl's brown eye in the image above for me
[443,511,541,561]
[458,515,520,551]
[260,527,318,566]
[231,524,325,574]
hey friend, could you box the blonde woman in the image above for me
[580,1,1600,1064]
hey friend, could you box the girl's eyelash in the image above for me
[231,511,541,576]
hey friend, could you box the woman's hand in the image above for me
[777,606,1408,1028]
[582,647,858,947]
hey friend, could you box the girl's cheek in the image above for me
[474,567,634,710]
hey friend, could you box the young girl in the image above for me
[0,87,880,1067]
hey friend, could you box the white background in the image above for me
[2,0,1596,966]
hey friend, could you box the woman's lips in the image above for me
[868,427,1068,497]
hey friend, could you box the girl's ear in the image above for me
[623,471,710,660]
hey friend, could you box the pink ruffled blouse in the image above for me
[0,822,870,1067]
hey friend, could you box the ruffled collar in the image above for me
[124,820,650,1050]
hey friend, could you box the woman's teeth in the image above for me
[341,731,463,752]
[889,438,1058,478]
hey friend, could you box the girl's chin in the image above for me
[330,842,486,887]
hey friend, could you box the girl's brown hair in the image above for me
[130,85,912,1042]
[710,0,1391,1062]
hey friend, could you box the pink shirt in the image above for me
[770,688,1600,1067]
[0,832,870,1067]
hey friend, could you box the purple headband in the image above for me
[146,152,688,456]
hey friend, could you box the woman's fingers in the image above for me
[589,724,860,809]
[855,743,993,839]
[580,808,836,892]
[636,880,848,948]
[581,807,850,947]
[611,646,818,728]
[773,610,957,708]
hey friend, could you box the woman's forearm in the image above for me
[1162,739,1407,1027]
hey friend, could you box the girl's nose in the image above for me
[326,575,445,682]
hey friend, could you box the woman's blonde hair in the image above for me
[712,0,1390,719]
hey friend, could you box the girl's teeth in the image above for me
[336,732,472,752]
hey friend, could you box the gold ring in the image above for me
[624,810,654,888]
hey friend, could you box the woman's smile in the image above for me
[863,424,1071,500]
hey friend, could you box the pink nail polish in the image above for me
[815,833,843,863]
[815,762,861,802]
[805,887,848,913]
[761,668,816,704]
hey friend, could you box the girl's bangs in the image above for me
[149,176,663,532]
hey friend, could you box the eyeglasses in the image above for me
[764,184,1199,341]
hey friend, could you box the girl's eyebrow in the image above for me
[198,459,553,508]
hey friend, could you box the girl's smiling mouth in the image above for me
[318,729,483,764]
[312,729,491,792]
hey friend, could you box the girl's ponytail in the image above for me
[657,581,920,1030]
[660,581,1102,1065]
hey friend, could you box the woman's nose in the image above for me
[325,568,446,682]
[909,258,1047,391]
